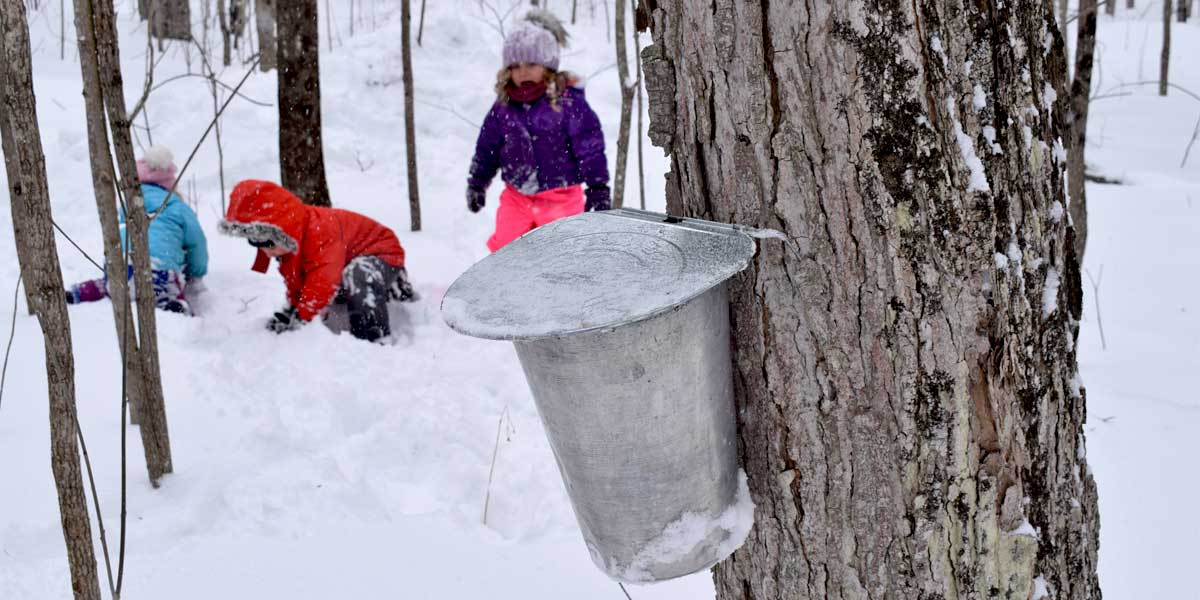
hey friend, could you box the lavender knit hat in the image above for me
[503,10,569,70]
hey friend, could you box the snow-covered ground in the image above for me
[0,0,1196,597]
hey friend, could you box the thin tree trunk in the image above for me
[1069,0,1098,261]
[70,0,150,428]
[571,0,577,24]
[87,0,175,486]
[146,0,191,41]
[1127,0,1134,8]
[641,1,1100,598]
[416,0,425,46]
[255,0,276,71]
[1162,0,1172,95]
[1105,0,1115,16]
[218,0,232,65]
[1059,0,1068,33]
[230,0,247,46]
[612,0,633,209]
[277,0,331,206]
[632,0,644,210]
[402,0,421,230]
[1178,0,1190,21]
[0,2,102,596]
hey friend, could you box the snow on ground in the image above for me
[0,0,1197,598]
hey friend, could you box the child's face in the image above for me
[510,62,547,86]
[261,245,292,258]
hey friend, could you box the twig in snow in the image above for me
[619,583,634,599]
[482,405,512,526]
[1181,113,1200,167]
[0,276,21,413]
[354,149,376,172]
[1086,266,1107,351]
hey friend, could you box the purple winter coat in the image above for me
[468,86,610,204]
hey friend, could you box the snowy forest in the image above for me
[0,0,1196,598]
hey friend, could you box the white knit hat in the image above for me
[503,10,569,70]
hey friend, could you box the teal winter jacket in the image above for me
[120,183,208,277]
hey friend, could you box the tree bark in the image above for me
[255,0,276,71]
[1105,0,1115,17]
[0,1,102,596]
[218,0,232,65]
[75,0,174,482]
[85,0,175,487]
[641,1,1101,598]
[277,0,331,206]
[612,0,634,209]
[1178,0,1190,22]
[1162,0,1172,96]
[1059,0,1067,34]
[72,0,151,429]
[142,0,192,40]
[631,0,644,210]
[402,0,421,229]
[1068,0,1098,262]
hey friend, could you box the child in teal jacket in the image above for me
[66,147,208,314]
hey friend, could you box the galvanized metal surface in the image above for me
[441,209,757,340]
[515,283,740,581]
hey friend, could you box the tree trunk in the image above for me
[416,0,426,46]
[1059,0,1068,34]
[402,0,421,230]
[71,0,152,430]
[255,0,276,71]
[86,0,175,487]
[1068,0,1098,262]
[1127,0,1135,8]
[612,0,633,209]
[631,0,644,210]
[1178,0,1190,22]
[640,1,1101,598]
[1162,0,1172,95]
[143,0,191,40]
[218,0,232,65]
[0,2,102,597]
[230,0,247,40]
[276,0,331,206]
[1105,0,1115,17]
[571,0,577,25]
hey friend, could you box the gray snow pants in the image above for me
[334,256,414,342]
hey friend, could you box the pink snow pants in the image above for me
[486,184,585,252]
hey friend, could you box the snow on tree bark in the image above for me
[640,1,1101,598]
[277,0,331,207]
[0,0,101,595]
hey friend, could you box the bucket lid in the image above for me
[441,209,757,340]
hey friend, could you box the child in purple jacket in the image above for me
[466,10,611,252]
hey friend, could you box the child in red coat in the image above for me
[219,180,415,342]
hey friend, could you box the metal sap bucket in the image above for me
[442,209,757,582]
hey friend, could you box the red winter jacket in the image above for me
[222,180,406,322]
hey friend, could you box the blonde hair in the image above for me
[494,67,573,111]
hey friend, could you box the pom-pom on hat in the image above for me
[136,146,178,189]
[503,10,569,71]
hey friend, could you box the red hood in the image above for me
[225,180,309,272]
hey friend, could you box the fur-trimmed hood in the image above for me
[220,180,305,272]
